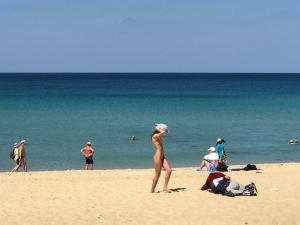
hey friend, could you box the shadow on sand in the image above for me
[156,188,186,193]
[169,187,186,192]
[229,168,262,172]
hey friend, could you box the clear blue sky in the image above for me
[0,0,299,72]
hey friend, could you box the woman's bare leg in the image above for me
[162,159,172,192]
[151,158,162,193]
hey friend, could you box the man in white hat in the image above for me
[150,123,172,193]
[199,146,219,171]
[80,142,95,170]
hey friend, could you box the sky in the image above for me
[0,0,299,73]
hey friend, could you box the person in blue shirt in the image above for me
[216,138,226,162]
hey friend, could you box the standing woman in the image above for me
[216,138,226,162]
[150,123,172,193]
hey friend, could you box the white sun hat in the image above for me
[155,123,169,133]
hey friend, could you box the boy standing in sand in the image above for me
[80,142,95,170]
[150,123,172,193]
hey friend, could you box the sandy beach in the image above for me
[1,163,299,225]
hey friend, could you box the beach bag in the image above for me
[9,149,15,159]
[243,164,257,171]
[216,162,228,172]
[242,182,258,196]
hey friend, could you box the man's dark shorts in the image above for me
[85,156,94,165]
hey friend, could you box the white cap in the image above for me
[208,147,216,152]
[155,123,169,133]
[216,138,222,142]
[86,141,92,145]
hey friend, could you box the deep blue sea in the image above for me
[0,73,299,171]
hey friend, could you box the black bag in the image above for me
[243,182,258,196]
[217,162,228,172]
[243,164,257,171]
[9,149,15,159]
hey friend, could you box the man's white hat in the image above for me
[86,141,92,145]
[216,138,222,142]
[208,146,216,152]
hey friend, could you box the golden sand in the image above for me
[0,163,299,225]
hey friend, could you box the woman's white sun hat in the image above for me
[155,123,169,133]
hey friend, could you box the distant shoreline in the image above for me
[2,162,299,174]
[0,72,300,77]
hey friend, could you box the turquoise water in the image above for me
[0,74,299,171]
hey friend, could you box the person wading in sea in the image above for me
[150,123,172,193]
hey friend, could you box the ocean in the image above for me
[0,73,299,171]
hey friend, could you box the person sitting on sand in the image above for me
[199,147,219,171]
[150,123,172,193]
[201,172,257,196]
[80,141,95,170]
[12,140,28,172]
